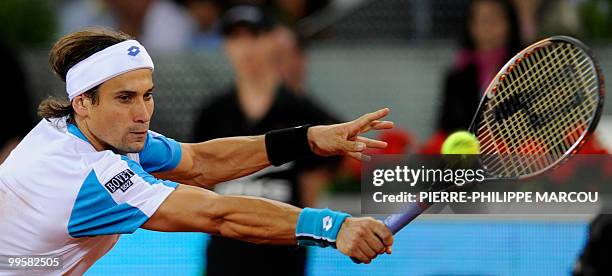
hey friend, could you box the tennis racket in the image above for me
[385,36,605,234]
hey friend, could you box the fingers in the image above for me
[347,152,371,162]
[372,221,394,251]
[348,108,391,133]
[341,140,366,152]
[341,136,387,154]
[359,240,378,262]
[337,217,393,264]
[363,230,386,255]
[357,220,391,263]
[356,120,394,134]
[355,136,388,149]
[352,247,372,264]
[369,120,394,131]
[343,137,380,161]
[331,109,393,159]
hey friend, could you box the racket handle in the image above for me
[350,202,429,264]
[384,202,429,234]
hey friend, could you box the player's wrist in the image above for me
[295,207,351,248]
[265,125,313,166]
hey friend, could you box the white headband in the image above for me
[65,40,154,100]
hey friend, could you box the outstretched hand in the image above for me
[307,108,394,161]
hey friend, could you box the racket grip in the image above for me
[350,202,428,264]
[384,202,428,234]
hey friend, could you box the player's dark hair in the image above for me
[462,0,523,56]
[38,27,132,122]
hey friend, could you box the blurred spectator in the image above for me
[274,26,308,94]
[538,0,583,38]
[0,40,34,163]
[512,0,540,43]
[59,0,113,35]
[420,0,522,154]
[193,5,339,275]
[497,0,584,43]
[59,0,192,51]
[271,0,331,27]
[183,0,224,49]
[272,0,307,26]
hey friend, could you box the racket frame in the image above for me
[467,35,605,181]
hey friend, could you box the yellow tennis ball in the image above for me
[441,131,480,155]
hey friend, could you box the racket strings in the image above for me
[478,44,572,154]
[476,41,599,178]
[479,44,574,174]
[509,45,596,172]
[504,45,597,175]
[512,45,597,174]
[528,46,597,158]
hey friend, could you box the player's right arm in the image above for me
[141,185,393,264]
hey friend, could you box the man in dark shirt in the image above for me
[193,5,340,275]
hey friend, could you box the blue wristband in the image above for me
[295,208,351,248]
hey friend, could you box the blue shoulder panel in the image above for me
[138,132,182,173]
[67,170,148,238]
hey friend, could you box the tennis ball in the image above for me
[441,131,480,155]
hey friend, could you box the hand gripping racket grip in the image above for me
[350,202,429,264]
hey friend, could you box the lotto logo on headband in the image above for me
[65,40,154,100]
[127,46,140,57]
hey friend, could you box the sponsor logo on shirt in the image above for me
[104,169,136,193]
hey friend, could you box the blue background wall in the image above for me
[87,218,588,276]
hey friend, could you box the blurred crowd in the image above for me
[1,0,610,157]
[2,0,612,50]
[2,0,612,275]
[56,0,331,52]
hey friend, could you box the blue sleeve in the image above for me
[138,131,182,173]
[67,156,178,238]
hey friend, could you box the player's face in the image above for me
[85,69,154,153]
[469,0,509,51]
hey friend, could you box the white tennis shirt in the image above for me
[0,117,182,275]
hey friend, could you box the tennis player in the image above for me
[0,27,393,275]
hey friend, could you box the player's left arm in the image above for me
[154,135,268,188]
[154,108,393,188]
